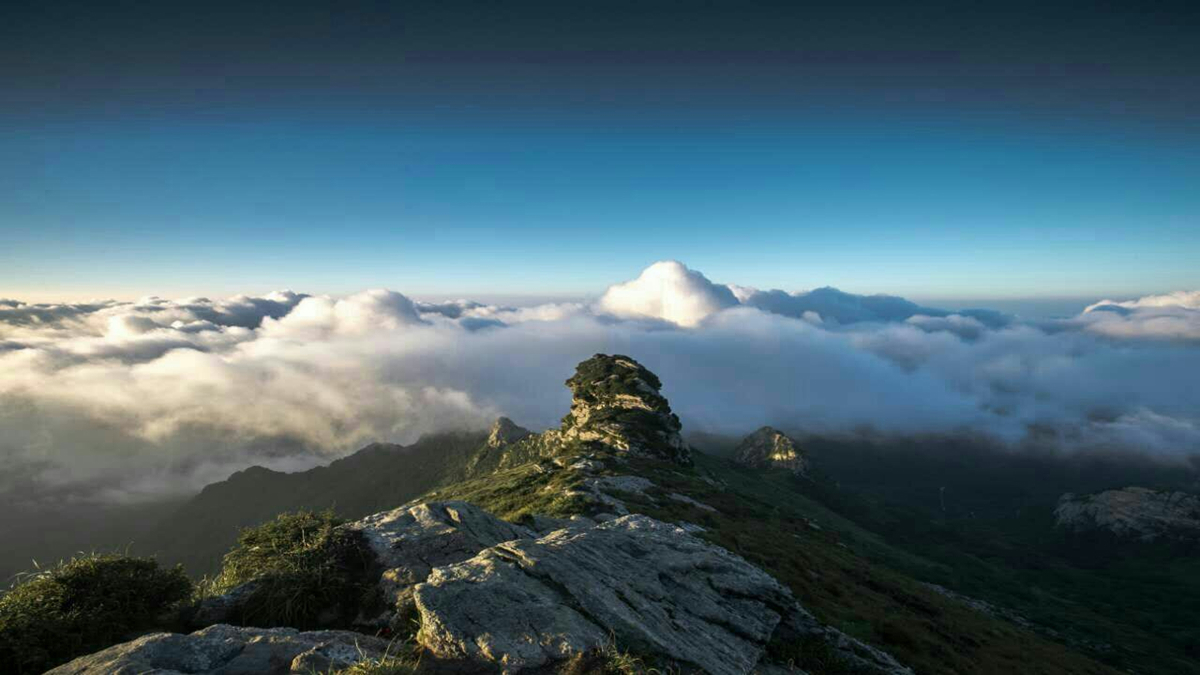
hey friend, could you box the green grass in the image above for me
[555,640,668,674]
[425,460,594,523]
[767,634,874,674]
[329,640,424,674]
[610,453,1124,675]
[204,510,381,629]
[0,553,191,674]
[794,457,1200,673]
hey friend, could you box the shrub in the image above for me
[206,510,380,629]
[0,553,192,674]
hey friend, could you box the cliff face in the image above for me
[1055,487,1200,542]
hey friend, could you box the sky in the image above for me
[3,1,1199,303]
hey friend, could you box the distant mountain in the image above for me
[1056,487,1200,543]
[142,429,500,574]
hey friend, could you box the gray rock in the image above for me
[529,513,597,534]
[487,416,533,449]
[190,581,261,627]
[734,427,808,475]
[546,354,693,465]
[45,624,391,675]
[191,501,534,633]
[592,475,656,494]
[413,514,795,674]
[669,492,718,512]
[348,500,535,629]
[1055,487,1200,542]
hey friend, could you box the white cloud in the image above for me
[1078,290,1200,340]
[597,260,738,326]
[0,264,1198,505]
[262,289,426,338]
[1085,290,1200,312]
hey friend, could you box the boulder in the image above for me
[347,501,535,629]
[195,501,533,632]
[45,624,392,675]
[734,427,808,475]
[413,514,795,674]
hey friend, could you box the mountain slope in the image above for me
[126,354,1137,674]
[143,431,492,574]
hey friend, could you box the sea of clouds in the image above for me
[2,261,1198,504]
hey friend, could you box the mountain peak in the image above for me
[552,354,691,465]
[735,426,808,475]
[486,417,532,449]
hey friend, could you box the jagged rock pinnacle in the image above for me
[549,354,692,465]
[734,427,808,475]
[486,417,532,449]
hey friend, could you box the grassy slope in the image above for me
[791,438,1200,674]
[428,446,1122,675]
[142,432,489,575]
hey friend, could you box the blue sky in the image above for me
[4,111,1197,304]
[2,1,1198,304]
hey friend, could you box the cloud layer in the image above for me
[2,261,1198,504]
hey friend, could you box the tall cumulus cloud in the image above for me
[1,261,1198,504]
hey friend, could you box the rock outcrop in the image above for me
[181,501,909,674]
[487,416,532,449]
[545,353,692,465]
[46,624,393,675]
[349,501,535,629]
[1055,487,1200,542]
[734,427,808,475]
[413,514,909,675]
[415,514,786,674]
[195,501,533,632]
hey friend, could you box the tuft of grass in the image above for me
[205,510,380,629]
[329,639,423,674]
[556,640,666,675]
[0,552,191,674]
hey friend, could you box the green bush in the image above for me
[0,553,192,674]
[207,510,379,629]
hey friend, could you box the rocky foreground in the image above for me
[51,355,914,674]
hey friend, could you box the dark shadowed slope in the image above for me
[141,431,492,575]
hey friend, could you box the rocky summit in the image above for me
[545,353,692,465]
[1055,487,1200,542]
[486,417,532,449]
[734,426,808,475]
